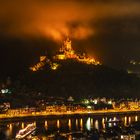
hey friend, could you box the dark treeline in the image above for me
[17,60,140,98]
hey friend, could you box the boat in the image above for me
[105,118,122,124]
[16,123,36,139]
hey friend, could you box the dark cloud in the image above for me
[0,0,140,73]
[0,0,140,39]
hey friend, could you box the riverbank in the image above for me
[0,109,140,122]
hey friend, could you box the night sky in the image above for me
[0,0,140,76]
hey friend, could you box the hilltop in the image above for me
[1,38,140,99]
[23,59,140,98]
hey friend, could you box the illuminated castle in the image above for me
[54,37,77,60]
[30,37,101,72]
[55,37,100,65]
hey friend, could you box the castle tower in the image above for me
[61,37,76,58]
[63,37,72,51]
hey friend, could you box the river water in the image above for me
[0,114,139,139]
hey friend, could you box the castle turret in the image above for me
[63,37,72,51]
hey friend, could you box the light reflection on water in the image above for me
[68,119,72,130]
[135,115,138,122]
[129,116,131,124]
[21,122,24,129]
[57,120,60,129]
[75,118,78,130]
[102,118,105,129]
[86,117,91,131]
[80,118,83,131]
[124,116,127,126]
[95,120,99,130]
[0,114,140,139]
